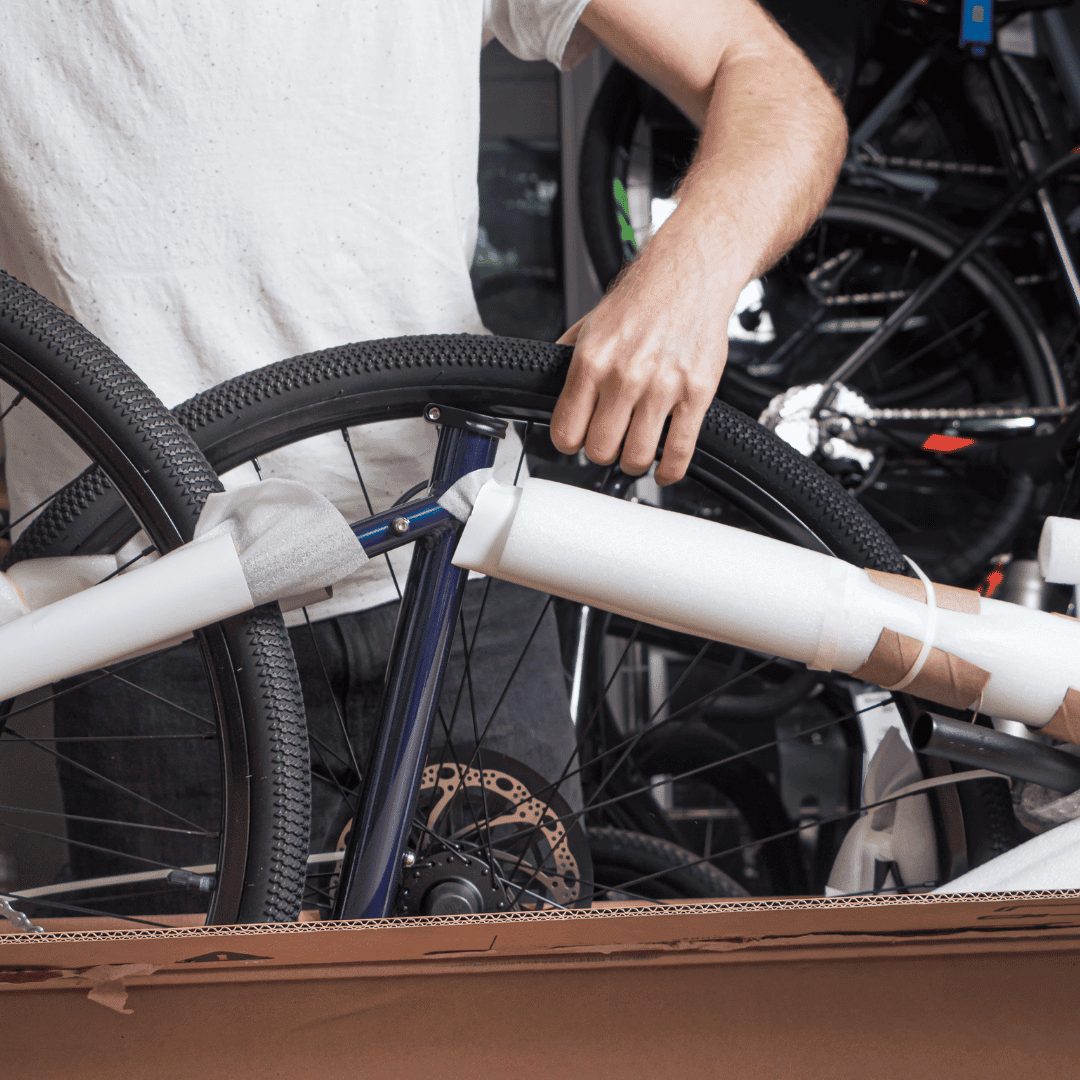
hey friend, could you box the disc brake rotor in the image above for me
[404,749,592,912]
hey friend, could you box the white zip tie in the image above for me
[883,555,939,692]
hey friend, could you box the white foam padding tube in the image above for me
[453,477,1080,730]
[1039,515,1080,586]
[0,533,253,700]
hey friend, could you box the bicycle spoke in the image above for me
[301,609,363,783]
[500,694,898,888]
[878,309,990,384]
[342,426,402,601]
[7,892,172,929]
[1,817,192,874]
[0,726,206,832]
[0,803,215,837]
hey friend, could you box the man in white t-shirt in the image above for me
[0,0,848,873]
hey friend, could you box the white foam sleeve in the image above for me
[0,572,29,627]
[453,477,1080,729]
[0,478,368,697]
[0,533,253,700]
[1039,515,1080,586]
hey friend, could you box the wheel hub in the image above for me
[395,849,507,916]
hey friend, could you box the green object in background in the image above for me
[613,177,638,253]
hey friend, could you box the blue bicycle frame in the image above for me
[331,403,508,919]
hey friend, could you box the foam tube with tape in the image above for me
[0,533,253,700]
[453,477,1080,734]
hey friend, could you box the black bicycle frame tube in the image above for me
[849,47,938,153]
[332,417,503,919]
[818,144,1080,412]
[986,54,1080,320]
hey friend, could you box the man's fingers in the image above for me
[584,386,637,466]
[620,395,673,476]
[655,399,709,486]
[556,315,588,346]
[550,359,599,455]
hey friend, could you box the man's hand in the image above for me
[551,219,740,486]
[551,0,848,484]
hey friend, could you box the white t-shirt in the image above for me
[0,0,594,617]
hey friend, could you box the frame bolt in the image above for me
[402,850,417,869]
[391,516,411,535]
[426,406,441,422]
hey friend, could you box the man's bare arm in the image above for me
[550,0,847,484]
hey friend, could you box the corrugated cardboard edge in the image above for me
[2,890,1080,974]
[1041,687,1080,744]
[7,888,1077,945]
[850,628,990,709]
[865,568,981,615]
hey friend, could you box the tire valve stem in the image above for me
[167,869,216,893]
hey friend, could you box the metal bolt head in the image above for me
[426,406,441,422]
[391,516,411,535]
[402,850,417,869]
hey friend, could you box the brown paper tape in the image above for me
[850,627,918,686]
[864,568,980,616]
[1041,688,1080,744]
[850,628,990,711]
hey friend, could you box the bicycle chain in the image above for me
[853,403,1073,423]
[853,151,1007,178]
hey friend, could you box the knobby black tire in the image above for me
[588,826,748,901]
[11,332,1016,876]
[0,271,310,923]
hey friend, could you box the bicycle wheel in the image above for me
[732,191,1063,584]
[584,119,1063,582]
[15,334,1017,910]
[0,270,310,927]
[587,827,747,902]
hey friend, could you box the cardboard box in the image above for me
[4,890,1080,1078]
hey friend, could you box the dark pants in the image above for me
[53,577,578,880]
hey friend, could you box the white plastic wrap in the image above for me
[935,814,1080,893]
[453,477,1080,730]
[194,477,368,607]
[826,728,937,896]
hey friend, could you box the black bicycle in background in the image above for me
[579,0,1080,589]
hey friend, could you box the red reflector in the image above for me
[922,434,975,453]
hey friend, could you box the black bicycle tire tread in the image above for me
[588,825,748,899]
[0,270,217,526]
[0,271,309,923]
[16,334,908,576]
